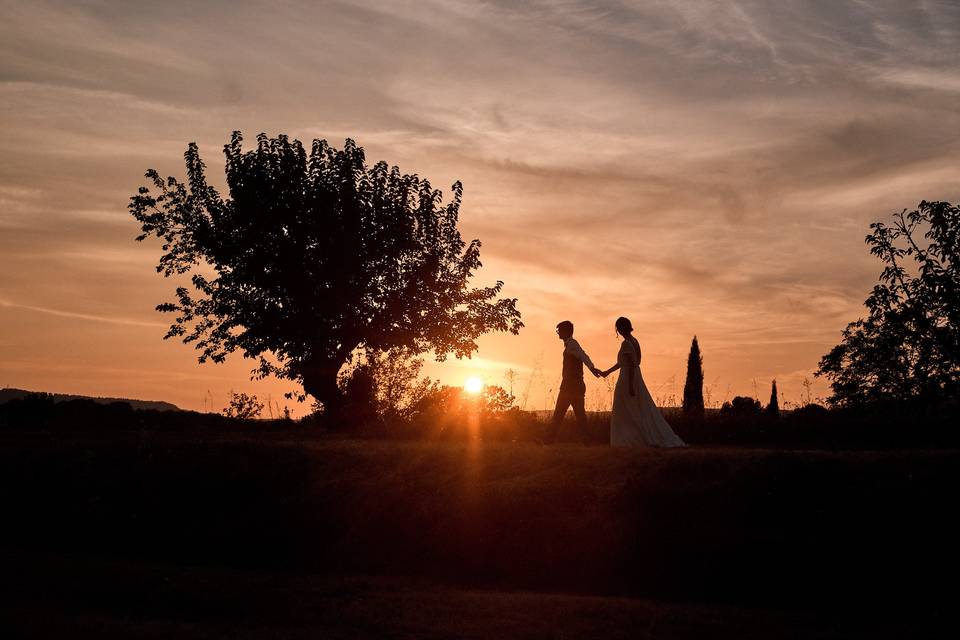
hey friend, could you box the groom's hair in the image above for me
[556,320,574,333]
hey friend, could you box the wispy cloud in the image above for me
[0,299,165,328]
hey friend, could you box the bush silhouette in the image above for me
[720,396,762,418]
[222,392,264,420]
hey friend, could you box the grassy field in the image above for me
[1,433,957,637]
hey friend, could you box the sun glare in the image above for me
[464,376,484,394]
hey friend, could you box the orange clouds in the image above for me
[2,1,960,413]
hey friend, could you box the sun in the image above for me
[464,376,484,394]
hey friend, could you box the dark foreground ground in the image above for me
[4,551,934,639]
[1,433,957,638]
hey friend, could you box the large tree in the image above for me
[816,200,959,405]
[130,132,523,414]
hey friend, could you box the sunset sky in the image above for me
[2,1,959,415]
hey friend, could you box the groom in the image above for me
[542,320,601,445]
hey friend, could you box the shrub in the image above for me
[720,396,762,417]
[222,392,264,420]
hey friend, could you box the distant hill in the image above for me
[0,388,180,412]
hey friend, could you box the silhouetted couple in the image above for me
[542,319,686,447]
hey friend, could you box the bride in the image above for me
[599,317,686,448]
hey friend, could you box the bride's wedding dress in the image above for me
[611,339,686,447]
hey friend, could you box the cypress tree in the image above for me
[682,336,705,421]
[766,379,780,418]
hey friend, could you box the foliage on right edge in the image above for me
[817,201,959,406]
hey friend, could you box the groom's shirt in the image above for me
[561,337,595,390]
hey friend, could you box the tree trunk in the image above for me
[300,358,346,421]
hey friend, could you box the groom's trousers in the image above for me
[544,383,589,444]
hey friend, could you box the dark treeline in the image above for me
[0,395,293,433]
[4,391,959,450]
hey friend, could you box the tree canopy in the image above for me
[130,132,523,413]
[817,200,959,406]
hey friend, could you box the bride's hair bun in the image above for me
[615,317,633,334]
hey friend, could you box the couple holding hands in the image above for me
[542,317,686,447]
